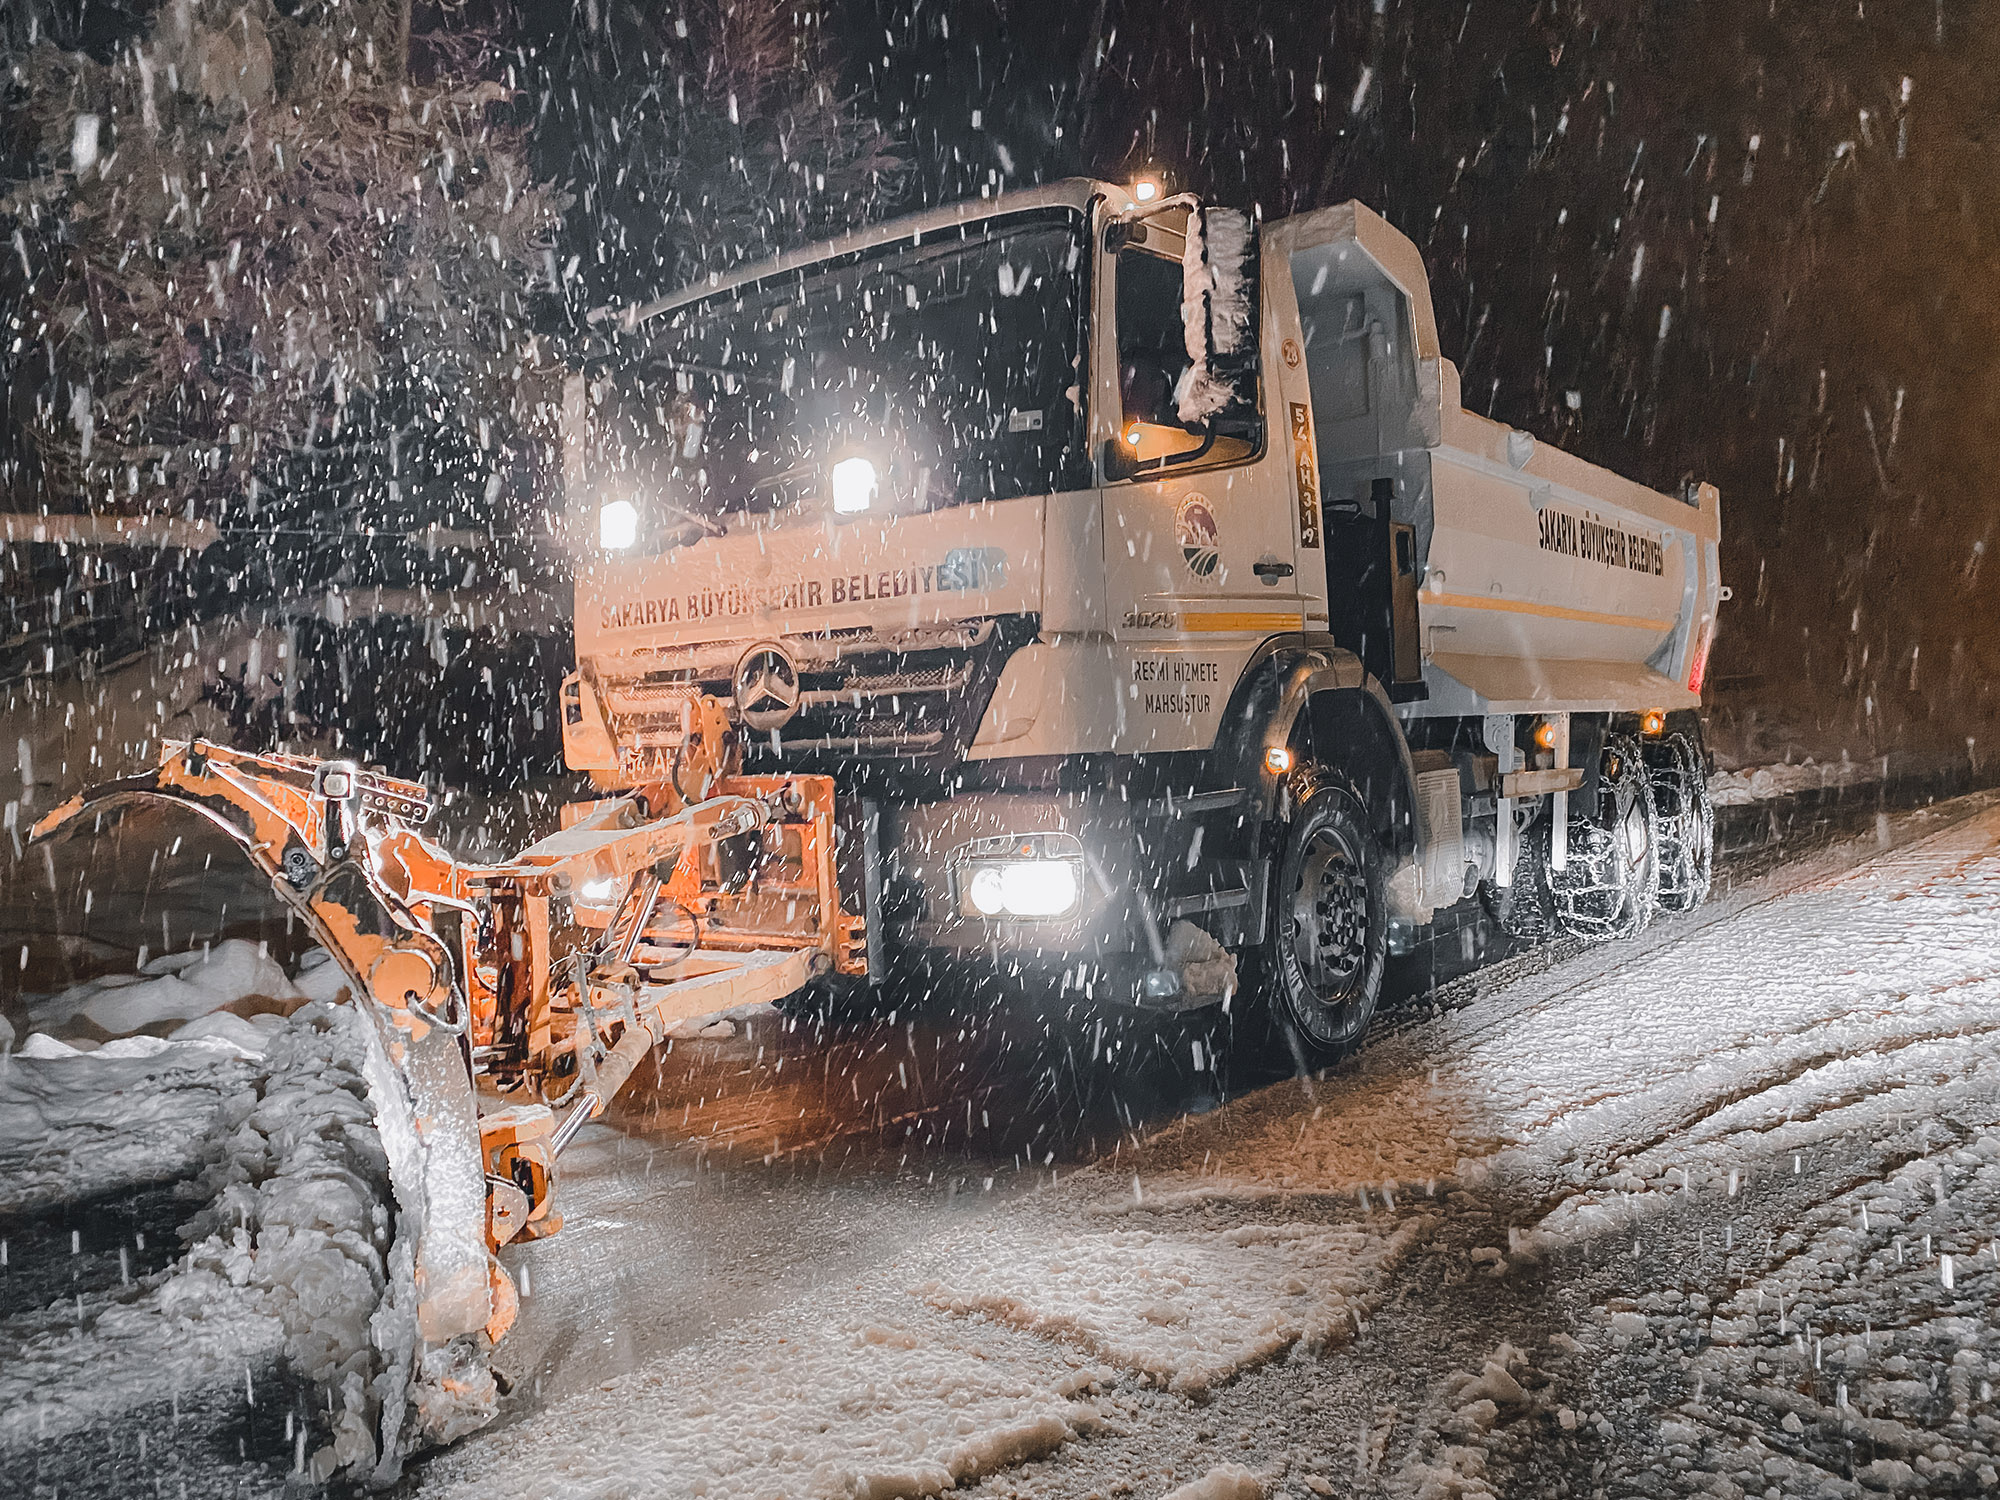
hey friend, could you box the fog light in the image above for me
[999,859,1080,917]
[959,858,1083,919]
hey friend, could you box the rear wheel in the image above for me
[1485,814,1557,943]
[1550,734,1660,941]
[1645,730,1714,913]
[1257,772,1388,1064]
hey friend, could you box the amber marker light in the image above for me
[1131,177,1161,203]
[1533,719,1560,751]
[1640,708,1668,737]
[1265,746,1295,774]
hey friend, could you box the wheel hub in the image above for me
[1289,826,1366,998]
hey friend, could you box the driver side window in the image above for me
[1117,248,1194,436]
[1113,235,1260,472]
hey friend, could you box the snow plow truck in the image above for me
[32,180,1722,1415]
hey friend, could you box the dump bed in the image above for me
[1267,202,1722,719]
[1419,357,1722,716]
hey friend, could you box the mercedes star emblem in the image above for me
[733,642,803,732]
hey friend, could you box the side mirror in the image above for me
[1177,208,1256,425]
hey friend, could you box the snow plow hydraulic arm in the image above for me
[30,723,863,1350]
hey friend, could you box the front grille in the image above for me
[598,616,1035,768]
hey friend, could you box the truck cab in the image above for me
[560,178,1723,1056]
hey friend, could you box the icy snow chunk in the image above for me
[171,1010,278,1058]
[294,946,355,1005]
[1453,1398,1498,1432]
[1859,1457,1917,1490]
[70,112,100,172]
[1458,1359,1528,1409]
[1166,919,1239,999]
[1161,1464,1265,1500]
[16,1031,83,1058]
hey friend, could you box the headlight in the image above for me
[830,456,877,514]
[599,499,639,550]
[966,864,1007,916]
[953,834,1085,919]
[960,859,1082,918]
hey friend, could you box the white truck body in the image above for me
[560,179,1722,1007]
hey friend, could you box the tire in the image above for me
[1549,734,1660,942]
[1255,771,1389,1064]
[1484,810,1557,943]
[1645,730,1714,913]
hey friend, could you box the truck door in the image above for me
[1099,210,1305,753]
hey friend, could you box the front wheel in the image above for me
[1256,773,1389,1065]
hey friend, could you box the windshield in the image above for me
[598,210,1088,550]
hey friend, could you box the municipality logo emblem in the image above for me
[1176,497,1221,579]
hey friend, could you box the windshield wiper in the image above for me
[660,501,728,538]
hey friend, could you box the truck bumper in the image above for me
[884,792,1146,956]
[875,790,1258,1006]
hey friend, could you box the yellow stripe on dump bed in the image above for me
[1426,592,1674,634]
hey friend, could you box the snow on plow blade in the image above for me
[29,732,860,1459]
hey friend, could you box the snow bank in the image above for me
[0,943,362,1213]
[0,1043,253,1214]
[0,998,433,1485]
[26,936,303,1038]
[1707,755,1880,806]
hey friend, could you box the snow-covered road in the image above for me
[397,792,2000,1500]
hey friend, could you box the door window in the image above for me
[1114,241,1259,471]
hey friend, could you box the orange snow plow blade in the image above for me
[30,726,862,1355]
